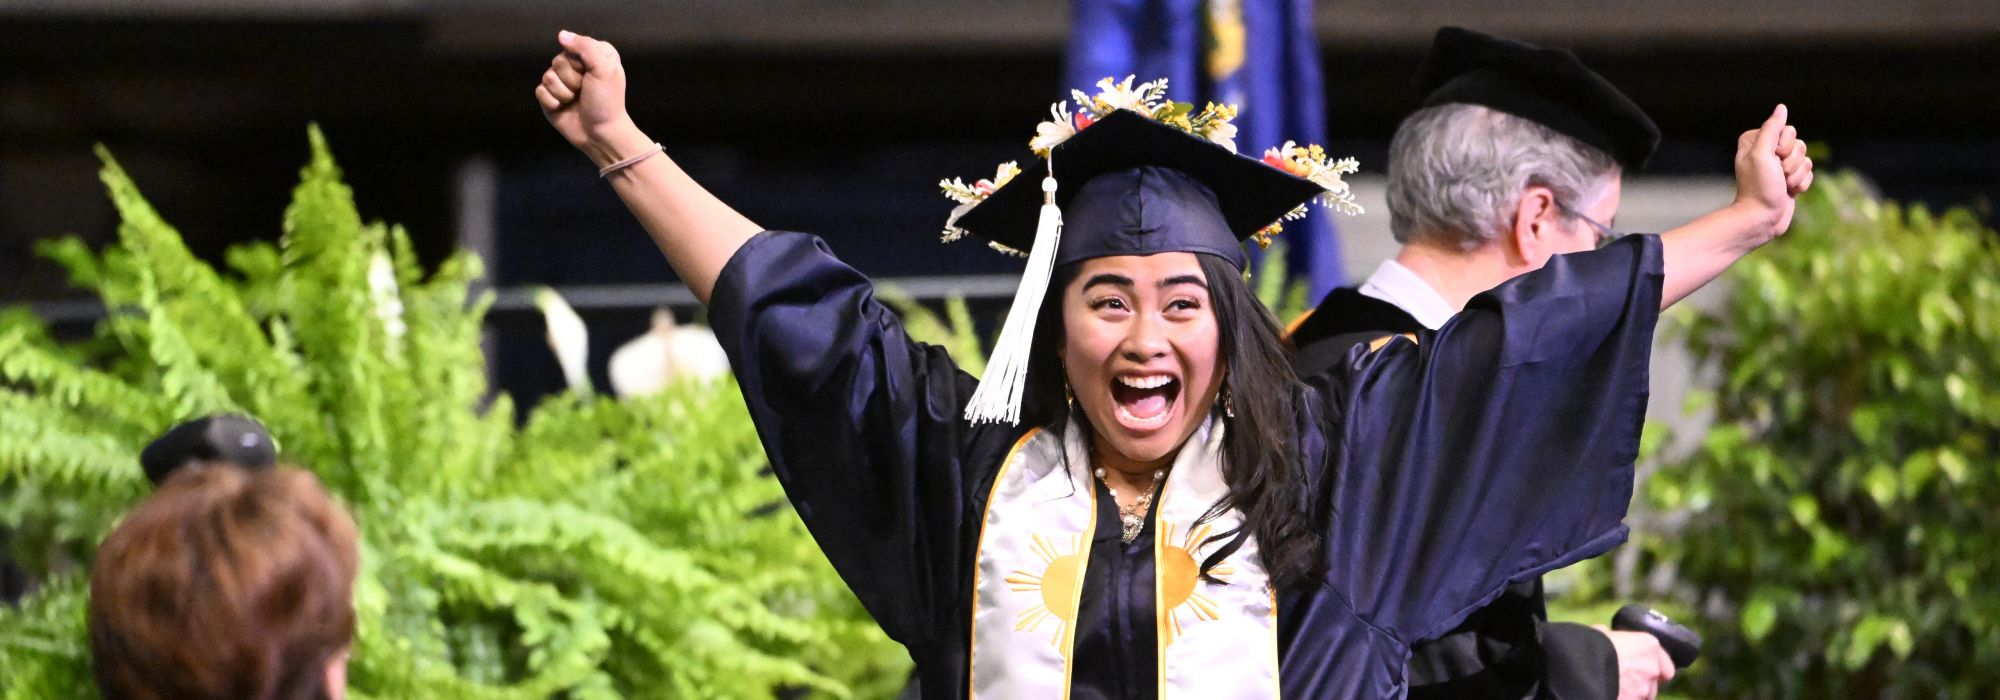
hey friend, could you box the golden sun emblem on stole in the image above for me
[1005,533,1087,651]
[1159,521,1235,646]
[1004,524,1238,653]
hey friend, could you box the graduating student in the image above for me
[1290,28,1813,700]
[534,28,1808,698]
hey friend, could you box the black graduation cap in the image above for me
[139,413,278,486]
[951,109,1325,271]
[946,104,1351,425]
[1417,27,1660,171]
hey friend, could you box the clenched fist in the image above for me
[1731,104,1816,245]
[537,30,645,168]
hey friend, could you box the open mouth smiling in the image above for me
[1110,372,1181,431]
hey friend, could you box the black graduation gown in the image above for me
[1291,287,1621,699]
[708,230,1662,698]
[1291,287,1431,380]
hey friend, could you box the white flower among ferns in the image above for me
[608,307,732,398]
[532,287,592,395]
[366,251,407,341]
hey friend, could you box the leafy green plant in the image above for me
[1251,240,1314,326]
[1571,171,2000,698]
[905,167,1999,697]
[878,287,987,378]
[0,128,908,699]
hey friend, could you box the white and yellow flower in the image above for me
[1203,119,1239,154]
[1031,103,1079,155]
[939,76,1360,252]
[1072,76,1126,114]
[940,161,1024,242]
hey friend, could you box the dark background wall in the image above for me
[3,0,1996,400]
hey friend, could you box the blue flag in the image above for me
[1066,0,1346,297]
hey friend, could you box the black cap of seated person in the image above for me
[942,101,1359,425]
[140,413,278,486]
[1418,26,1661,171]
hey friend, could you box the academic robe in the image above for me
[708,230,1662,698]
[1291,287,1431,380]
[1292,286,1622,699]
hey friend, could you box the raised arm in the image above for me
[1320,230,1666,645]
[536,33,1006,645]
[536,30,760,303]
[1657,104,1814,308]
[1320,109,1811,645]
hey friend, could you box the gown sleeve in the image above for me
[706,230,1010,648]
[1316,233,1665,647]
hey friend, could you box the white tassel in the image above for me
[964,171,1063,425]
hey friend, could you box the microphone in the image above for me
[1612,604,1703,669]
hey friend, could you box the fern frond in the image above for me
[4,129,909,698]
[0,578,92,700]
[95,149,293,404]
[0,330,170,432]
[0,390,147,494]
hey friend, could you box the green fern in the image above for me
[879,285,988,376]
[0,127,908,698]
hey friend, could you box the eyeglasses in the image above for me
[1554,199,1622,249]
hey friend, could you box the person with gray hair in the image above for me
[1386,102,1620,259]
[1291,27,1810,700]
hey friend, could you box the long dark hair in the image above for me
[1021,253,1323,590]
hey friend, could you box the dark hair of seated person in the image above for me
[89,464,358,700]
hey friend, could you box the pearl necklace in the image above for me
[1096,467,1166,543]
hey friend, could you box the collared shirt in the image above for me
[1357,259,1458,330]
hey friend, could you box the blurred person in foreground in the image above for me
[90,416,358,700]
[1290,28,1810,700]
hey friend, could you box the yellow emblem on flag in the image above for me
[1207,0,1247,79]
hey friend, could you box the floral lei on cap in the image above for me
[940,76,1363,255]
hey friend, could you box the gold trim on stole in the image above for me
[1061,460,1097,699]
[1269,587,1282,700]
[966,427,1100,698]
[1154,483,1168,694]
[967,428,1041,700]
[970,417,1276,698]
[1148,417,1281,698]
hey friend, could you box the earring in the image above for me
[1222,386,1236,419]
[1059,359,1075,410]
